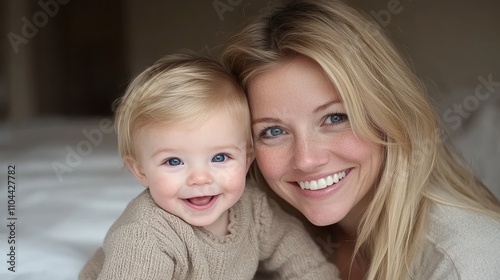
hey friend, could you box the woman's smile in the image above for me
[297,169,349,190]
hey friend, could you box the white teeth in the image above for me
[298,170,347,190]
[317,178,327,190]
[309,181,318,190]
[326,176,334,185]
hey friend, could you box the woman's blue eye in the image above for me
[261,127,284,138]
[325,113,347,125]
[212,154,227,162]
[166,158,182,166]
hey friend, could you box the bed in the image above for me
[0,118,142,280]
[0,112,498,280]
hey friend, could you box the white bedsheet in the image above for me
[0,116,498,280]
[0,118,142,280]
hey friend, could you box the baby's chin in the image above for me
[180,208,231,233]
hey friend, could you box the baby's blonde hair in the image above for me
[114,51,251,161]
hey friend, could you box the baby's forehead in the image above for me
[139,111,251,138]
[133,114,251,152]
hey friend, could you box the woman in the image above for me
[222,0,500,279]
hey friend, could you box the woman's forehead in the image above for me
[247,57,341,109]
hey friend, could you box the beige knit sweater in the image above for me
[79,184,339,279]
[412,203,500,279]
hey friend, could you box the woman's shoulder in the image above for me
[426,203,500,245]
[417,203,500,279]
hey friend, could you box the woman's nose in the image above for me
[292,136,328,172]
[187,166,213,186]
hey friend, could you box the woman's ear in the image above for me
[126,156,149,188]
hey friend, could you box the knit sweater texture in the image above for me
[79,184,339,280]
[413,203,500,279]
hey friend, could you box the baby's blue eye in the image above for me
[166,158,182,166]
[262,127,284,138]
[212,154,227,162]
[325,113,347,125]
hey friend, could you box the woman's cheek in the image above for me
[255,144,289,182]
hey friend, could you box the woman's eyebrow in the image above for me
[313,99,342,113]
[251,117,280,125]
[252,100,342,125]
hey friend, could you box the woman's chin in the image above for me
[301,207,343,227]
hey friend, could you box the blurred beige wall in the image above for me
[123,0,270,76]
[2,0,499,123]
[3,0,36,120]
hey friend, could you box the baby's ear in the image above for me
[126,156,149,188]
[246,148,255,172]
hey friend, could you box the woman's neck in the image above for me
[333,190,375,279]
[337,188,373,236]
[331,228,368,280]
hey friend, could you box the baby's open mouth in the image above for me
[183,195,219,210]
[187,196,214,206]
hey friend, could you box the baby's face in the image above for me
[129,110,251,231]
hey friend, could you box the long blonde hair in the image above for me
[222,0,500,279]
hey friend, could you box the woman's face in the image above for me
[248,56,383,227]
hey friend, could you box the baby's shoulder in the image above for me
[106,189,183,237]
[112,190,158,225]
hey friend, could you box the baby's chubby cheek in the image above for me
[217,169,246,192]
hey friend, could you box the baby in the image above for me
[79,52,339,279]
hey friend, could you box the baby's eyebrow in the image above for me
[151,147,178,158]
[211,144,246,153]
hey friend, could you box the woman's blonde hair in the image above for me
[114,51,251,161]
[222,0,500,279]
